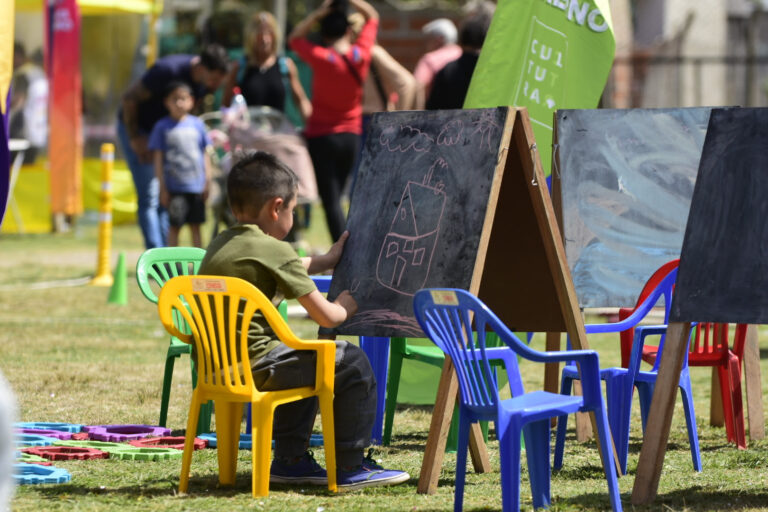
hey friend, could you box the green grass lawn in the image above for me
[2,215,768,511]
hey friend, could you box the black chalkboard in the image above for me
[325,108,510,337]
[670,107,768,323]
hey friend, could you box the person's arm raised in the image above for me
[298,289,358,328]
[301,230,349,275]
[350,0,378,21]
[289,0,332,42]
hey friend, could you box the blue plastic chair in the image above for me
[310,275,389,445]
[413,288,622,512]
[553,267,702,474]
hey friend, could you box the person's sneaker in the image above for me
[270,451,328,485]
[337,450,410,490]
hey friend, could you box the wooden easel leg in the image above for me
[744,324,765,440]
[417,356,490,494]
[544,332,561,393]
[544,332,561,428]
[631,321,692,505]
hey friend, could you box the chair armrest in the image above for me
[481,347,520,369]
[293,338,337,393]
[626,325,667,376]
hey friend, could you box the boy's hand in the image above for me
[334,290,358,319]
[326,231,350,268]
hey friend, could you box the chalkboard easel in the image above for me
[416,107,605,493]
[633,107,768,504]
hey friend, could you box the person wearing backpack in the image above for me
[222,11,312,124]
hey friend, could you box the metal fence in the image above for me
[602,55,768,109]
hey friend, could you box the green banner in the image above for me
[464,0,615,174]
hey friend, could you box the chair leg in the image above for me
[454,410,472,512]
[189,354,213,435]
[591,404,623,512]
[318,392,337,492]
[159,352,178,427]
[523,419,551,509]
[497,415,522,512]
[636,381,654,432]
[252,403,273,497]
[359,336,390,445]
[179,397,202,494]
[382,342,405,446]
[678,370,702,472]
[604,372,632,475]
[720,357,747,449]
[215,401,244,486]
[553,374,573,470]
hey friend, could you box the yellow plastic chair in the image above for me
[157,275,337,497]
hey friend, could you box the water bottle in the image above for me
[230,87,250,128]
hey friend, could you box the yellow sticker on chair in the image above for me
[193,278,228,292]
[430,290,459,305]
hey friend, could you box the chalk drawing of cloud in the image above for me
[380,124,434,153]
[437,119,464,146]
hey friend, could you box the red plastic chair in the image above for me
[617,259,748,449]
[641,322,748,449]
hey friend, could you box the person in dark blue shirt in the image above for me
[117,45,228,249]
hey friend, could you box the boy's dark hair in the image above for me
[164,80,192,99]
[320,10,350,40]
[199,44,229,73]
[227,151,298,215]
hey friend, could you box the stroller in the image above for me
[201,106,318,245]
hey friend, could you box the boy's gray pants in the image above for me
[252,340,377,469]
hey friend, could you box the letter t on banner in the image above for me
[463,0,615,175]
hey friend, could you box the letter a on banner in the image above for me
[464,0,615,174]
[48,0,83,219]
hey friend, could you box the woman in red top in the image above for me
[289,0,378,242]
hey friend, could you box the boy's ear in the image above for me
[268,196,284,220]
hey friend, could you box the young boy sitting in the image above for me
[148,81,212,247]
[199,150,410,490]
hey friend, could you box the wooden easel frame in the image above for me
[417,107,600,493]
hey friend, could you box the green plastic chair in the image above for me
[383,336,503,449]
[136,247,212,433]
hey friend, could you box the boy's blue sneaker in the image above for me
[337,451,410,490]
[270,451,328,485]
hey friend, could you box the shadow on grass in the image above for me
[561,487,768,511]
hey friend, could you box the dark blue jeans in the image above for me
[116,118,168,249]
[252,340,377,468]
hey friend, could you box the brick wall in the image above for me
[373,4,463,73]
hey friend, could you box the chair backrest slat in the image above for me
[416,291,518,413]
[158,275,313,399]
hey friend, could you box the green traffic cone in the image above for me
[107,252,127,305]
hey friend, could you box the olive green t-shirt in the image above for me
[199,224,317,364]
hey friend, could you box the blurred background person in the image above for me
[9,42,48,163]
[349,12,420,116]
[289,0,378,243]
[413,18,461,102]
[222,11,312,123]
[425,5,495,110]
[117,44,228,249]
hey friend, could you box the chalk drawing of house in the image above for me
[376,181,446,296]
